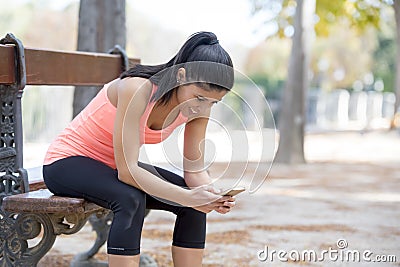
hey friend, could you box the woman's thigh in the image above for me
[44,157,194,212]
[43,156,142,209]
[137,162,191,212]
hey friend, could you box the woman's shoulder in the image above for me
[117,77,152,93]
[115,77,153,102]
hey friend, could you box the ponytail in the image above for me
[120,31,233,105]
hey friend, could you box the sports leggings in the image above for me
[42,156,206,256]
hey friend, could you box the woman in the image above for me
[43,31,236,267]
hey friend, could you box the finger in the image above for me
[216,206,231,213]
[225,196,235,202]
[223,201,235,208]
[218,196,233,202]
[215,208,225,214]
[218,206,231,211]
[212,203,222,209]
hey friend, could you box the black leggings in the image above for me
[42,156,206,256]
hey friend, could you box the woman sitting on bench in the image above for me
[42,31,236,267]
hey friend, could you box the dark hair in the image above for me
[120,31,234,105]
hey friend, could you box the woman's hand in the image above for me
[191,186,236,214]
[213,195,235,214]
[193,195,236,214]
[182,184,222,208]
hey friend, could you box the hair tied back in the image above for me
[209,39,219,45]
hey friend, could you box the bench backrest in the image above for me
[0,33,139,201]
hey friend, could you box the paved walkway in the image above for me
[36,131,399,266]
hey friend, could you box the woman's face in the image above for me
[175,84,228,118]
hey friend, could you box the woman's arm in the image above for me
[183,114,214,188]
[113,77,219,207]
[183,114,236,214]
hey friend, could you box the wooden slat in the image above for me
[0,44,140,86]
[0,45,15,84]
[3,189,103,214]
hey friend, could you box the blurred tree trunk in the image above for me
[73,0,126,118]
[394,0,400,115]
[274,0,315,164]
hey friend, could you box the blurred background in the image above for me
[1,0,399,168]
[0,0,399,266]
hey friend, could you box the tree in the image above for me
[394,0,400,116]
[373,29,395,94]
[274,0,315,164]
[73,0,126,118]
[252,0,391,164]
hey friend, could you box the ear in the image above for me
[176,68,186,83]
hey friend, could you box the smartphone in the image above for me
[220,186,246,197]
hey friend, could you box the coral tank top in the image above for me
[43,80,187,169]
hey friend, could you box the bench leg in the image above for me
[0,209,56,267]
[71,210,158,267]
[70,211,112,267]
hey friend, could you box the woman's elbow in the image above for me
[117,164,142,186]
[117,169,129,182]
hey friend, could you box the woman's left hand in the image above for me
[214,196,235,214]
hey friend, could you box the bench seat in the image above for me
[3,189,104,214]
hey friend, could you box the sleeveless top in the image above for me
[43,81,187,169]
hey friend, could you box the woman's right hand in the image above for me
[181,184,222,208]
[184,185,235,214]
[193,195,235,213]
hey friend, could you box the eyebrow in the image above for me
[197,95,221,103]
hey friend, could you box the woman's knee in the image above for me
[177,207,206,221]
[110,191,146,233]
[173,207,207,248]
[110,187,146,214]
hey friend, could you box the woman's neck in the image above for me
[149,90,180,130]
